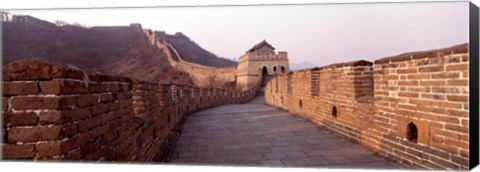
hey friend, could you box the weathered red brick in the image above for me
[398,92,418,98]
[447,79,468,86]
[89,83,107,93]
[431,72,460,79]
[409,99,462,109]
[62,133,91,152]
[3,82,38,96]
[3,112,38,126]
[91,125,110,139]
[420,146,450,160]
[438,116,460,124]
[431,129,461,140]
[410,112,440,122]
[420,81,445,86]
[36,141,62,157]
[107,83,120,92]
[10,96,76,110]
[117,92,128,100]
[462,71,468,78]
[446,64,468,71]
[100,112,115,123]
[90,104,109,116]
[65,149,81,160]
[398,80,418,86]
[459,149,469,158]
[430,155,459,169]
[62,123,78,138]
[420,94,445,100]
[2,144,35,158]
[99,93,113,103]
[461,119,468,126]
[382,75,398,80]
[121,84,131,91]
[407,74,430,80]
[446,95,468,102]
[444,124,468,133]
[39,111,63,125]
[39,80,88,94]
[63,108,91,122]
[443,138,468,150]
[8,126,62,143]
[451,154,469,166]
[78,116,102,132]
[418,66,444,73]
[460,134,469,142]
[77,95,99,107]
[2,97,7,111]
[109,102,122,111]
[80,138,102,158]
[431,87,462,94]
[92,147,109,160]
[397,68,417,74]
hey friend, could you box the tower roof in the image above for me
[247,40,275,52]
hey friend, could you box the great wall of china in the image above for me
[264,44,469,169]
[0,15,472,169]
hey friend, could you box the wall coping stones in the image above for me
[292,60,373,73]
[3,59,85,81]
[374,43,468,64]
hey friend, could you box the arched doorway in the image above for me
[262,66,268,75]
[273,66,277,73]
[281,66,285,72]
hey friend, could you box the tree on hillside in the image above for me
[54,20,68,26]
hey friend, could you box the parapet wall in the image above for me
[2,60,260,161]
[264,44,469,170]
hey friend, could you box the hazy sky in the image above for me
[3,1,469,67]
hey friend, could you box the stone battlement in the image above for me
[2,59,261,161]
[264,43,469,170]
[242,51,289,61]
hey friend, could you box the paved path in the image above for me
[169,96,405,169]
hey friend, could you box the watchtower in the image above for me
[236,40,289,90]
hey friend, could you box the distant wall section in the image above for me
[144,30,238,90]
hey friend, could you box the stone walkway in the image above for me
[169,96,406,169]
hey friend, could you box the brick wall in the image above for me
[264,44,469,170]
[2,59,260,161]
[373,44,469,169]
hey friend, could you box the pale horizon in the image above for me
[3,1,469,68]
